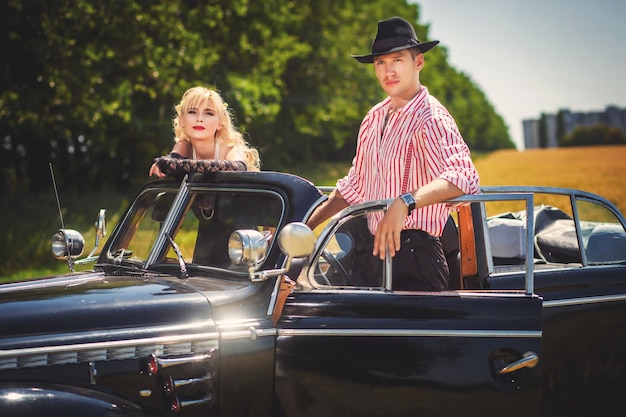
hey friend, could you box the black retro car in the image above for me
[1,171,625,417]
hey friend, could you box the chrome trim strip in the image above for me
[317,186,335,194]
[220,328,277,340]
[0,272,105,294]
[0,320,218,349]
[297,289,531,298]
[216,318,261,329]
[278,329,541,338]
[216,318,277,340]
[266,277,282,317]
[544,294,626,308]
[0,332,219,359]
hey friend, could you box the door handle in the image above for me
[498,351,539,374]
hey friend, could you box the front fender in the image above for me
[0,382,158,417]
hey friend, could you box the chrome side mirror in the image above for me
[95,208,107,244]
[276,222,315,269]
[75,209,107,264]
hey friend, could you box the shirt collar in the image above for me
[401,86,428,114]
[379,86,428,115]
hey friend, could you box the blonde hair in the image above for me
[172,86,260,171]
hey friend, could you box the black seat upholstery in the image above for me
[440,216,461,290]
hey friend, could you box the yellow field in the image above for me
[473,145,626,215]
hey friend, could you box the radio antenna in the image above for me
[49,163,74,272]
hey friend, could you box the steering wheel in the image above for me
[320,249,353,285]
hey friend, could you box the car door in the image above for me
[485,187,626,416]
[275,199,543,417]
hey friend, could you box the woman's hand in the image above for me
[149,162,166,178]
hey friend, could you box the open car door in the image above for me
[275,194,543,417]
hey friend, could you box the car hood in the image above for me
[0,271,215,351]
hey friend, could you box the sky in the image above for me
[414,0,626,149]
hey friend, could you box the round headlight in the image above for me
[228,231,245,265]
[228,230,269,268]
[51,229,85,260]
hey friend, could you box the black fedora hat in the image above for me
[352,16,439,64]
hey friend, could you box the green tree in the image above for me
[0,0,514,195]
[560,123,626,147]
[0,0,308,192]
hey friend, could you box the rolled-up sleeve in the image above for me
[423,108,480,195]
[336,112,378,205]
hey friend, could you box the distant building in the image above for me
[523,105,626,149]
[523,119,539,149]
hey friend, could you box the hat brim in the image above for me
[352,40,439,64]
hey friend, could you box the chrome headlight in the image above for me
[51,229,85,260]
[228,230,270,268]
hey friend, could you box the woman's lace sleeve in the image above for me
[154,154,248,176]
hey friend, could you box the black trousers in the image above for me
[363,229,449,291]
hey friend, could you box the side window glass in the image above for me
[533,203,580,264]
[577,200,626,264]
[312,212,383,288]
[175,191,283,269]
[110,190,177,264]
[485,193,582,272]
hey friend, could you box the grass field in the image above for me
[2,145,625,281]
[473,145,626,214]
[300,145,626,213]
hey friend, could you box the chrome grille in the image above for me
[0,339,218,370]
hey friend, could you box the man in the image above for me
[306,16,480,291]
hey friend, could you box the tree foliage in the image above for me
[559,124,626,147]
[0,0,513,196]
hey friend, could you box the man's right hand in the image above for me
[372,197,407,259]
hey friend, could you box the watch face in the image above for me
[401,193,416,212]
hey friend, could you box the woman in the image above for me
[149,86,260,177]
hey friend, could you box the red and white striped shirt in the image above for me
[336,87,480,236]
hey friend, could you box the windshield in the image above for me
[106,186,284,271]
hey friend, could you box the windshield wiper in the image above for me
[166,234,189,279]
[113,248,132,264]
[97,263,155,277]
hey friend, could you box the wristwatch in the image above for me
[399,192,416,215]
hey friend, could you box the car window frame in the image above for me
[307,192,538,295]
[103,177,288,275]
